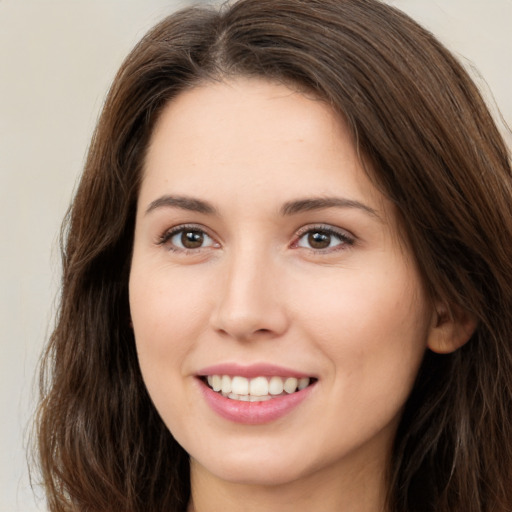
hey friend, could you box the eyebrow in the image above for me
[145,195,217,215]
[280,197,380,219]
[145,194,380,220]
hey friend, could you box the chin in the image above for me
[209,464,305,487]
[191,446,313,487]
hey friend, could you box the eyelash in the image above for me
[292,224,355,252]
[157,224,355,254]
[157,224,218,254]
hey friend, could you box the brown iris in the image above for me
[181,230,204,249]
[307,231,331,249]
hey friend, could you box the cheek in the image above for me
[128,265,214,434]
[293,262,431,393]
[129,265,212,375]
[297,263,428,334]
[291,275,430,458]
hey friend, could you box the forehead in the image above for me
[141,77,387,217]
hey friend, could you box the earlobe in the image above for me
[427,303,478,354]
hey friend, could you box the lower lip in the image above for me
[198,379,315,425]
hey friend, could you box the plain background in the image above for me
[0,1,510,510]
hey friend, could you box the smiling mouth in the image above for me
[202,375,316,402]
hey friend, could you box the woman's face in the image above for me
[129,78,435,491]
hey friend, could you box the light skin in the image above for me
[129,78,472,512]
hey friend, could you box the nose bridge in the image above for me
[212,240,288,340]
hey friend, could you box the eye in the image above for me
[295,226,354,251]
[159,225,218,252]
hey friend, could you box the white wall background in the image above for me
[0,1,510,511]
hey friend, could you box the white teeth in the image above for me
[221,375,232,394]
[298,377,310,390]
[212,375,222,392]
[206,374,312,400]
[283,377,298,394]
[268,376,284,395]
[249,395,272,402]
[231,376,249,395]
[249,376,268,396]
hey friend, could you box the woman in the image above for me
[36,0,512,511]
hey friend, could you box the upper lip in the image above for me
[197,363,314,379]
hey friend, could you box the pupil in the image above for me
[308,231,330,249]
[182,230,204,248]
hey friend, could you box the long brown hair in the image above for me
[35,1,512,511]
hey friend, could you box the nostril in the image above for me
[212,316,286,342]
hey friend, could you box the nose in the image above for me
[210,247,290,341]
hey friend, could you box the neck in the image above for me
[187,453,390,512]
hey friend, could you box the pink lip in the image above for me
[198,380,315,425]
[197,362,312,379]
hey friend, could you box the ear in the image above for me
[427,303,477,354]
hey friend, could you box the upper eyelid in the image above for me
[156,222,355,247]
[294,223,355,239]
[158,223,217,244]
[291,224,357,253]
